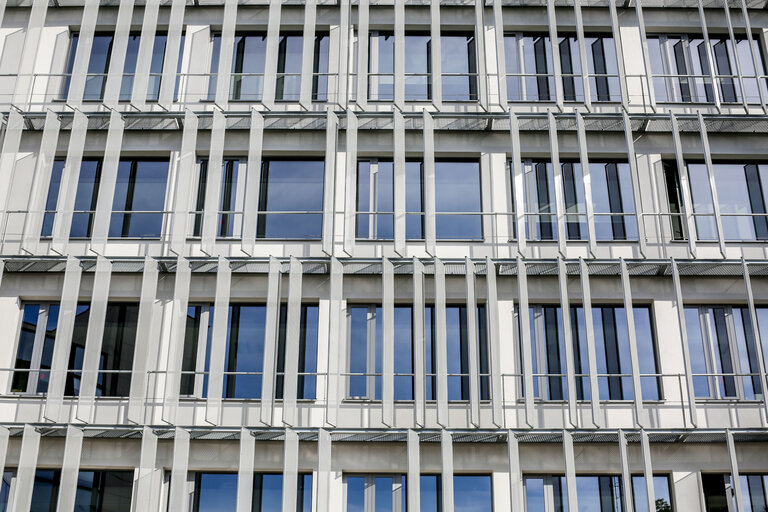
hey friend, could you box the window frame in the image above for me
[11,303,60,395]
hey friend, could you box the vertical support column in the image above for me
[407,430,420,512]
[261,0,283,107]
[0,110,24,245]
[168,427,190,512]
[393,110,406,255]
[11,425,41,512]
[158,0,187,106]
[66,0,99,105]
[130,0,160,107]
[201,109,226,256]
[465,258,481,427]
[337,0,351,107]
[282,258,304,427]
[261,257,282,426]
[299,0,318,108]
[622,111,647,256]
[170,110,199,255]
[162,256,192,424]
[575,112,597,256]
[90,110,125,255]
[742,258,768,417]
[394,0,405,109]
[430,2,442,108]
[492,0,508,107]
[486,257,504,427]
[52,111,88,254]
[562,430,579,512]
[282,429,299,512]
[56,426,84,512]
[322,110,339,255]
[548,110,567,257]
[620,258,647,428]
[22,110,61,254]
[325,258,343,427]
[44,256,82,422]
[739,0,768,110]
[510,113,526,255]
[546,0,564,108]
[133,426,159,512]
[344,111,358,255]
[423,110,437,255]
[671,258,698,426]
[413,257,426,427]
[473,0,489,109]
[76,256,113,423]
[206,256,232,425]
[356,0,370,109]
[632,0,657,111]
[128,256,160,424]
[579,258,602,428]
[696,0,722,112]
[618,429,635,512]
[697,112,727,257]
[670,114,697,257]
[508,432,524,511]
[573,0,591,109]
[236,428,255,512]
[101,0,136,107]
[607,0,628,107]
[382,258,395,426]
[214,0,238,106]
[721,0,750,112]
[517,257,535,428]
[316,429,331,512]
[558,258,578,427]
[441,431,455,512]
[434,258,449,426]
[242,108,264,256]
[726,429,745,512]
[640,430,656,512]
[11,0,47,106]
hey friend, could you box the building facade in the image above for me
[0,0,767,510]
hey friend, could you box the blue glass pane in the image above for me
[421,475,441,512]
[435,162,482,239]
[524,477,545,512]
[375,477,394,511]
[348,307,369,398]
[109,160,169,238]
[0,472,10,512]
[41,160,65,237]
[71,160,102,238]
[346,477,365,512]
[30,470,60,512]
[257,161,324,239]
[196,473,237,512]
[454,475,492,512]
[394,306,414,400]
[224,305,266,399]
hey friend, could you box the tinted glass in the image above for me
[73,470,133,512]
[98,304,139,397]
[435,162,482,239]
[257,161,324,239]
[30,469,60,511]
[71,160,102,238]
[41,160,65,237]
[109,160,169,238]
[224,305,266,399]
[195,473,237,512]
[454,475,492,512]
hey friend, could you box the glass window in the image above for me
[179,304,213,397]
[120,34,141,101]
[109,159,169,238]
[586,36,620,102]
[527,305,660,401]
[435,161,482,240]
[441,35,477,101]
[505,35,554,102]
[192,159,244,238]
[345,474,406,512]
[631,475,674,512]
[230,33,267,101]
[685,306,765,400]
[356,160,424,240]
[70,159,102,239]
[445,306,490,401]
[521,161,588,241]
[0,471,10,511]
[11,303,59,394]
[524,476,566,512]
[369,33,432,102]
[369,33,395,101]
[41,159,65,238]
[738,474,768,512]
[223,305,266,399]
[313,33,330,101]
[84,34,113,101]
[454,475,493,511]
[257,160,324,239]
[686,163,768,241]
[591,162,637,241]
[702,473,732,512]
[276,304,319,400]
[193,473,237,511]
[206,33,222,101]
[421,475,442,512]
[276,34,303,101]
[65,303,138,398]
[347,305,415,401]
[661,162,687,241]
[647,35,714,104]
[30,470,61,512]
[147,33,167,101]
[59,33,79,99]
[73,470,133,512]
[577,476,624,512]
